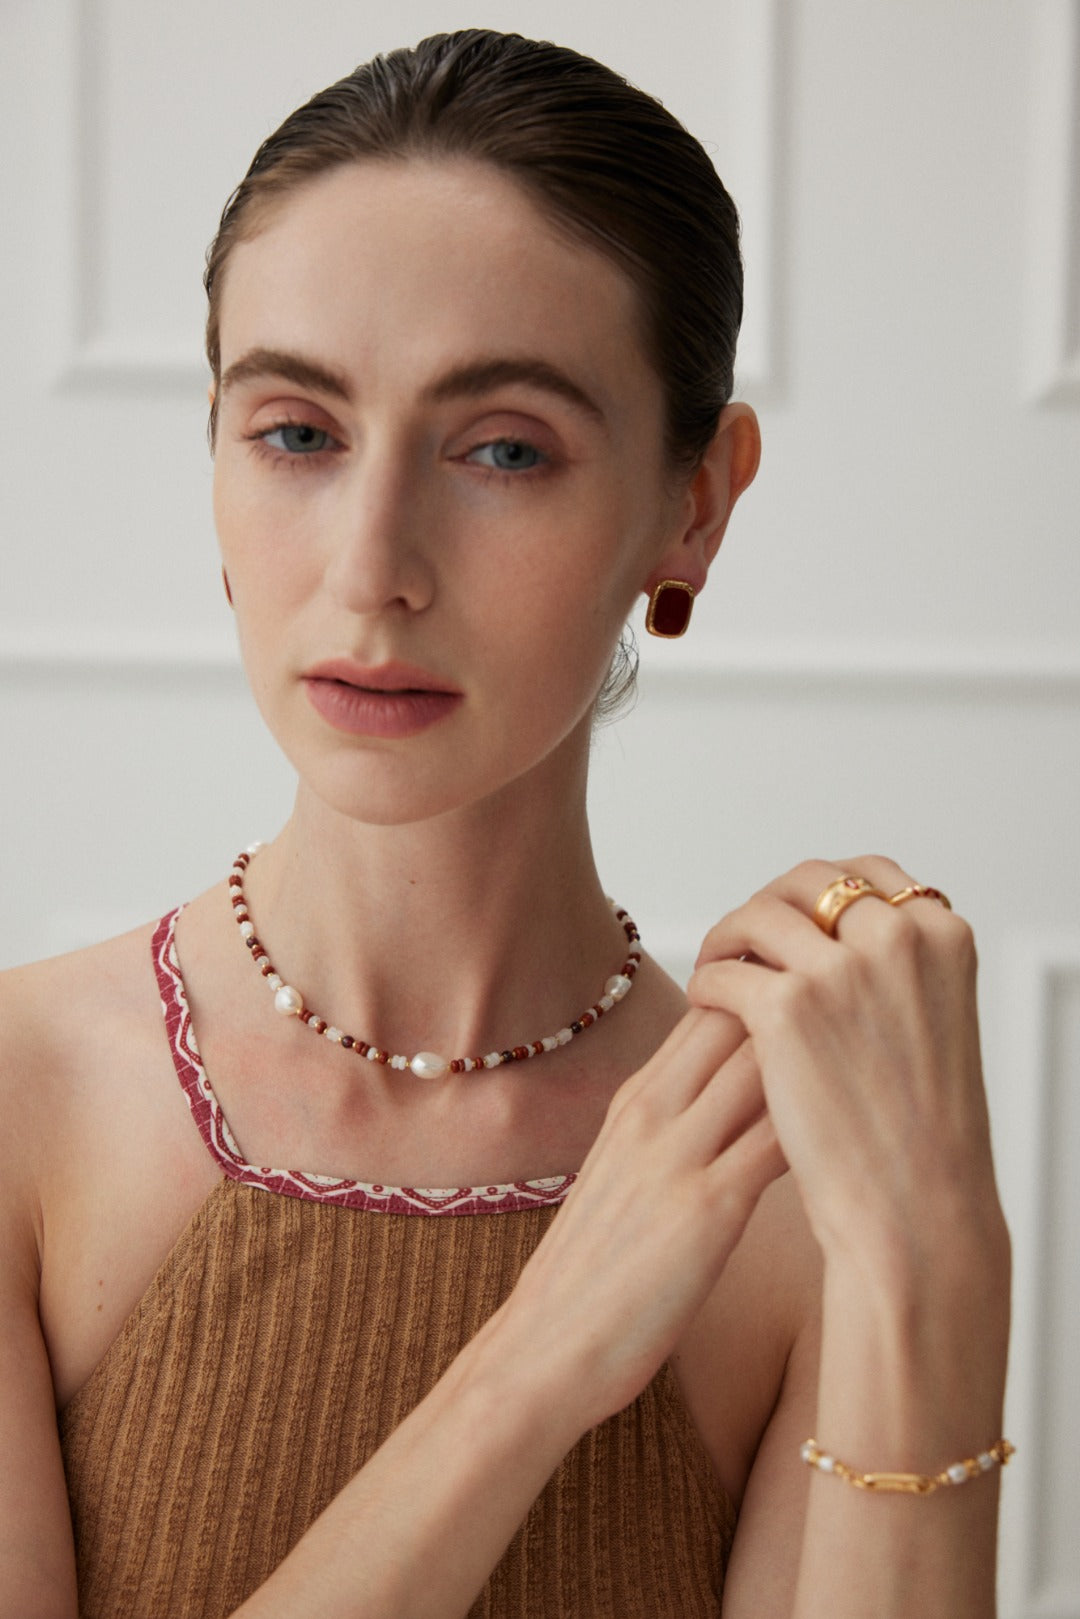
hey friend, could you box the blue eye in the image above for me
[469,439,546,472]
[262,422,331,455]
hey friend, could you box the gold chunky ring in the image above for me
[888,884,952,911]
[812,876,890,937]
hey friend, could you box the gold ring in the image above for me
[888,884,952,911]
[812,876,890,937]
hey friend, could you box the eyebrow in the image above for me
[219,347,606,426]
[220,348,353,404]
[423,358,605,424]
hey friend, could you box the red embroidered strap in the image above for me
[151,909,577,1216]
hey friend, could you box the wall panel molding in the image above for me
[1023,0,1080,406]
[56,0,207,389]
[999,935,1080,1619]
[53,0,783,393]
[2,632,1078,699]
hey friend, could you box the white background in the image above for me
[2,2,1078,1611]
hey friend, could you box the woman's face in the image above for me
[212,158,688,825]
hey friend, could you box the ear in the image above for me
[644,402,760,598]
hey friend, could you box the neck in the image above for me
[238,734,631,1063]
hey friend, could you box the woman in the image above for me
[0,28,1011,1619]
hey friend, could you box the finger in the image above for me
[832,855,958,924]
[693,889,836,975]
[755,856,955,946]
[682,1034,767,1158]
[702,1108,788,1217]
[619,1003,747,1116]
[685,955,785,1030]
[694,859,866,970]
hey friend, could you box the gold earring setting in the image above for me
[646,579,694,637]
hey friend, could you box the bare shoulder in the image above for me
[670,1169,823,1511]
[0,929,162,1619]
[0,921,168,1288]
[0,917,221,1405]
[0,921,165,1172]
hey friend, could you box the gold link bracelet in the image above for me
[800,1438,1015,1495]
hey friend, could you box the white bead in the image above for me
[976,1452,995,1472]
[605,974,632,1000]
[324,1026,343,1043]
[947,1463,970,1485]
[274,984,304,1017]
[239,920,255,939]
[556,1028,573,1046]
[366,1048,381,1061]
[245,841,265,855]
[818,1454,836,1473]
[266,973,283,992]
[800,1442,815,1463]
[410,1051,449,1080]
[598,994,615,1011]
[484,1052,502,1068]
[541,1035,558,1051]
[390,1054,409,1071]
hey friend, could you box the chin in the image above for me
[260,684,596,829]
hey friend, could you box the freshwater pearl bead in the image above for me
[274,984,304,1017]
[229,848,641,1079]
[410,1051,449,1080]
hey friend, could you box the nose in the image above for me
[321,439,436,618]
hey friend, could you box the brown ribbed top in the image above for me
[56,910,736,1617]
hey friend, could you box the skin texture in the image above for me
[0,155,1009,1619]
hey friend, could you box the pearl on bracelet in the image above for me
[800,1437,1015,1494]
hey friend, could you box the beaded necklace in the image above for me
[229,844,642,1080]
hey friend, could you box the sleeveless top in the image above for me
[58,909,736,1618]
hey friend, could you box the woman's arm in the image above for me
[230,1297,589,1618]
[0,1216,80,1619]
[721,1221,1009,1618]
[689,855,1012,1619]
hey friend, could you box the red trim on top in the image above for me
[151,908,577,1217]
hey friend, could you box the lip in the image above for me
[303,659,463,738]
[303,658,461,694]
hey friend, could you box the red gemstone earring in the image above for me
[645,579,694,638]
[222,566,233,608]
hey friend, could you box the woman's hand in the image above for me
[496,1006,789,1430]
[686,855,1005,1275]
[496,853,1004,1439]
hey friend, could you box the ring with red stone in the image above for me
[887,884,952,911]
[811,875,891,938]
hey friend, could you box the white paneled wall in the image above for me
[2,3,1079,1611]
